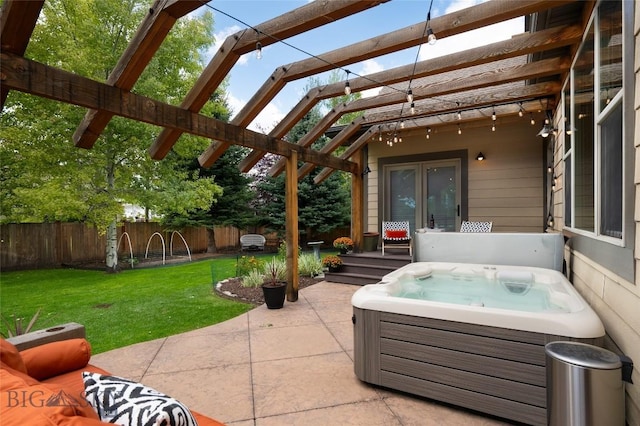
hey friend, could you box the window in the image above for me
[564,0,623,243]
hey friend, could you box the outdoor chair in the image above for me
[240,234,266,251]
[460,221,493,232]
[382,221,412,256]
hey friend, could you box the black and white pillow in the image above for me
[82,372,198,426]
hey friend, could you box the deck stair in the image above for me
[324,252,411,285]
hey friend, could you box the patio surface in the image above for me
[90,281,511,425]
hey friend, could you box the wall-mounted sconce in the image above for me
[362,165,371,176]
[537,124,557,138]
[476,152,485,161]
[547,214,554,228]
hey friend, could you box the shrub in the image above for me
[298,253,322,277]
[237,256,264,277]
[242,269,264,288]
[322,255,343,269]
[263,257,287,285]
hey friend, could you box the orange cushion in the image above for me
[0,382,85,425]
[385,229,408,239]
[0,339,28,374]
[21,339,91,381]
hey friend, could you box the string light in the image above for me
[530,113,535,126]
[426,127,431,139]
[456,102,462,120]
[344,70,351,95]
[410,102,415,115]
[458,125,462,135]
[400,120,405,129]
[491,123,496,132]
[518,102,524,117]
[406,89,413,103]
[491,106,496,121]
[255,41,262,59]
[426,11,436,45]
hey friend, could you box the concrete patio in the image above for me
[90,281,511,425]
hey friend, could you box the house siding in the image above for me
[366,118,544,233]
[550,3,640,423]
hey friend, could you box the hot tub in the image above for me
[352,262,605,426]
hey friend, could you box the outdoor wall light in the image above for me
[476,152,485,161]
[537,124,557,138]
[362,166,371,176]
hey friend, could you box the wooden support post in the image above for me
[285,150,299,302]
[352,151,364,253]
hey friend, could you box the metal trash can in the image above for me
[545,341,626,425]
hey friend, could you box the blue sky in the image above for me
[199,0,523,132]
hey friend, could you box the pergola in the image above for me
[0,0,589,301]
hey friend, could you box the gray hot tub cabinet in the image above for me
[353,307,602,425]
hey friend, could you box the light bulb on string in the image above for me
[530,113,535,126]
[410,102,415,115]
[255,41,262,59]
[344,70,351,95]
[492,106,496,121]
[426,127,431,140]
[491,123,496,132]
[456,102,461,120]
[458,125,462,135]
[518,103,524,117]
[400,120,405,129]
[406,89,413,103]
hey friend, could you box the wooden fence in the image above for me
[0,222,350,271]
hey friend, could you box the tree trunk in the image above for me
[105,220,118,273]
[105,161,118,273]
[206,227,217,253]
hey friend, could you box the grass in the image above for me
[0,256,258,354]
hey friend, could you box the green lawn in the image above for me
[0,256,257,354]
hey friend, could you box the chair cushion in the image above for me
[385,230,408,239]
[82,372,197,426]
[21,339,91,381]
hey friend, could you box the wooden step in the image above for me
[324,251,411,285]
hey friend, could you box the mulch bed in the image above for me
[215,275,324,306]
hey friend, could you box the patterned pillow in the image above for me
[82,372,198,426]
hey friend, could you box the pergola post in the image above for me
[351,151,364,252]
[285,150,299,302]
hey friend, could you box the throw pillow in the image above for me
[82,372,197,426]
[22,338,92,381]
[385,230,407,239]
[0,338,28,374]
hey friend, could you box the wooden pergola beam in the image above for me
[313,82,561,184]
[1,52,356,174]
[270,56,568,179]
[149,0,387,163]
[72,0,204,149]
[0,0,44,108]
[231,0,577,173]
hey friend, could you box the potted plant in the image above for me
[333,237,354,254]
[261,257,287,309]
[322,255,343,272]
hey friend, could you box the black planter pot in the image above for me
[261,282,287,309]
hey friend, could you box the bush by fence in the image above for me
[0,222,350,271]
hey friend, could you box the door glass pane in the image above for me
[425,166,457,231]
[389,169,416,231]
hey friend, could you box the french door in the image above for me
[384,159,461,232]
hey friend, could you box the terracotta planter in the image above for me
[261,282,287,309]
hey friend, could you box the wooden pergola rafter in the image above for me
[234,0,576,173]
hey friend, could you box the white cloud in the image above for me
[358,59,385,98]
[418,17,524,62]
[227,93,284,133]
[207,25,248,65]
